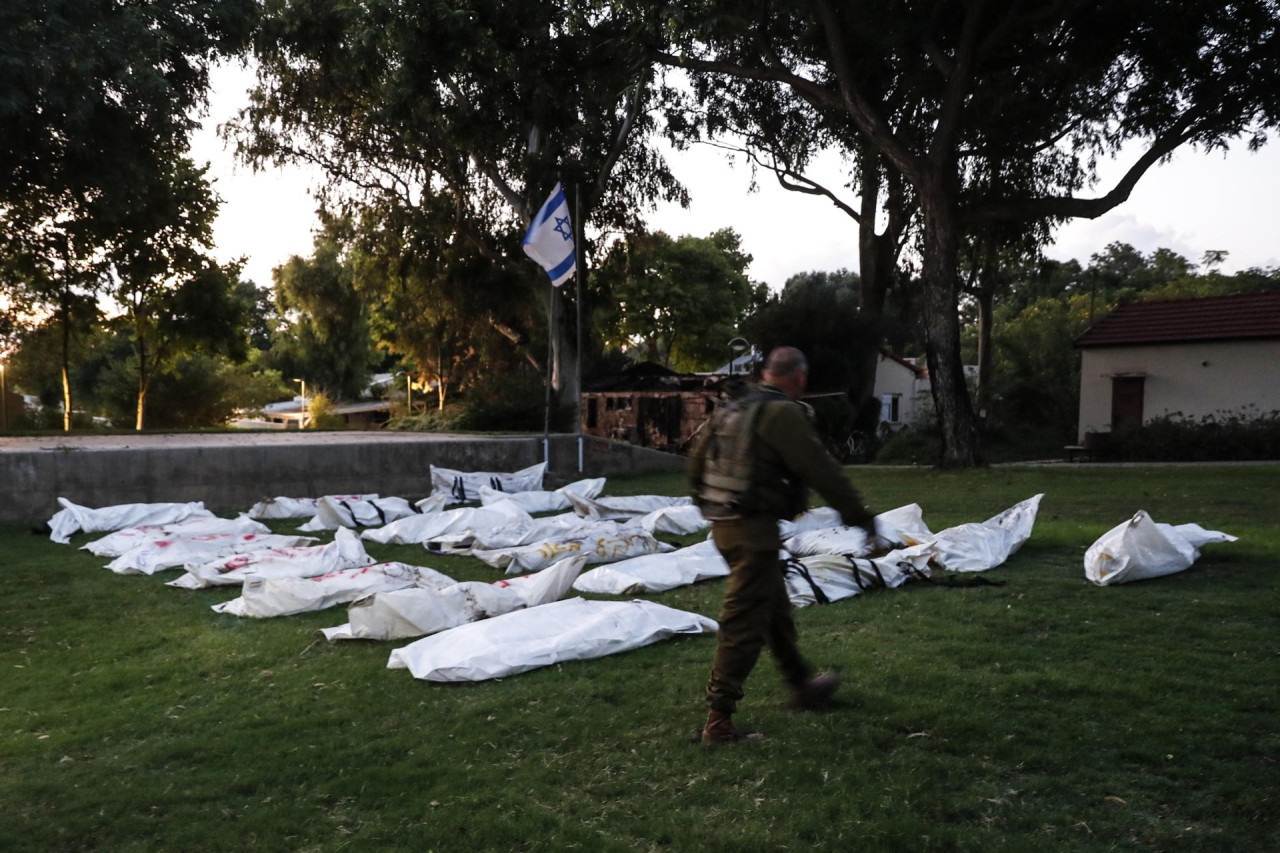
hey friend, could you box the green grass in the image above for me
[2,466,1278,851]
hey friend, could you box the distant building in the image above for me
[710,347,762,376]
[235,397,391,430]
[873,351,931,430]
[581,362,728,452]
[1074,292,1280,443]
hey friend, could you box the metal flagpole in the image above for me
[574,183,583,473]
[544,278,553,464]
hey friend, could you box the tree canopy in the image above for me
[594,228,757,371]
[632,0,1280,465]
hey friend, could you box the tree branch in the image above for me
[930,0,989,163]
[440,76,528,219]
[810,0,924,182]
[653,49,843,112]
[964,123,1196,223]
[698,138,862,223]
[592,82,645,208]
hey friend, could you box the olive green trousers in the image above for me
[705,518,813,714]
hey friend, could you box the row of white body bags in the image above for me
[322,555,586,641]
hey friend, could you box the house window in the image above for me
[880,394,901,423]
[586,398,598,429]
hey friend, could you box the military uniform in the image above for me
[689,382,874,715]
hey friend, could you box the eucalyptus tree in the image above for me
[234,0,685,412]
[347,199,534,410]
[268,220,375,402]
[668,58,916,422]
[638,0,1280,465]
[0,0,257,429]
[593,228,757,370]
[105,159,248,430]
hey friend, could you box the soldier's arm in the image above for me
[766,403,875,530]
[687,419,712,496]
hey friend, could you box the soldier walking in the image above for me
[689,346,878,743]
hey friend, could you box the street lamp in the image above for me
[0,363,7,430]
[293,378,307,429]
[727,337,750,375]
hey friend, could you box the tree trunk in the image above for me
[975,283,994,420]
[974,239,998,420]
[850,149,903,436]
[919,184,982,467]
[59,295,72,433]
[549,282,579,419]
[135,335,148,431]
[436,352,447,411]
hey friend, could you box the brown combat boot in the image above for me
[790,671,841,711]
[701,710,765,744]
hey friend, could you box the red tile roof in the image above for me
[879,348,926,376]
[1074,292,1280,348]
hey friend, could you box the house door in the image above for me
[1111,376,1145,433]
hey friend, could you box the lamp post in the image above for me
[396,370,413,414]
[293,378,307,429]
[727,337,750,375]
[0,363,7,430]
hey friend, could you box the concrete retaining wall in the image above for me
[0,433,685,524]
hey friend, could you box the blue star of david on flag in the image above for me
[554,215,573,242]
[522,182,577,287]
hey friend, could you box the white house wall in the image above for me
[1077,339,1280,442]
[873,356,928,428]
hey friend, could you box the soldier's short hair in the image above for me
[763,346,808,379]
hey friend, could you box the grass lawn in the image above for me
[2,465,1277,852]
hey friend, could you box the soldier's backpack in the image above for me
[696,387,788,515]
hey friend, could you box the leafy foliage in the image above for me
[959,243,1280,447]
[349,202,535,410]
[236,0,690,407]
[265,222,375,401]
[1107,411,1280,461]
[90,351,289,430]
[634,0,1280,466]
[594,228,757,370]
[744,270,878,395]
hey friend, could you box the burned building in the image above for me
[581,363,740,453]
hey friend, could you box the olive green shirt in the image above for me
[689,382,874,540]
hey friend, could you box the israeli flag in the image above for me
[522,182,576,287]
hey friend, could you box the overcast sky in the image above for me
[191,63,1280,292]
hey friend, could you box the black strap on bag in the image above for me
[339,499,385,527]
[839,554,931,591]
[840,554,888,591]
[452,475,467,503]
[783,558,830,605]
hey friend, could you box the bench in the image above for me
[1064,431,1111,462]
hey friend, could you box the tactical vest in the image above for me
[697,386,794,517]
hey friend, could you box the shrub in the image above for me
[306,392,346,430]
[387,406,467,432]
[1108,410,1280,461]
[458,371,552,432]
[873,425,942,465]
